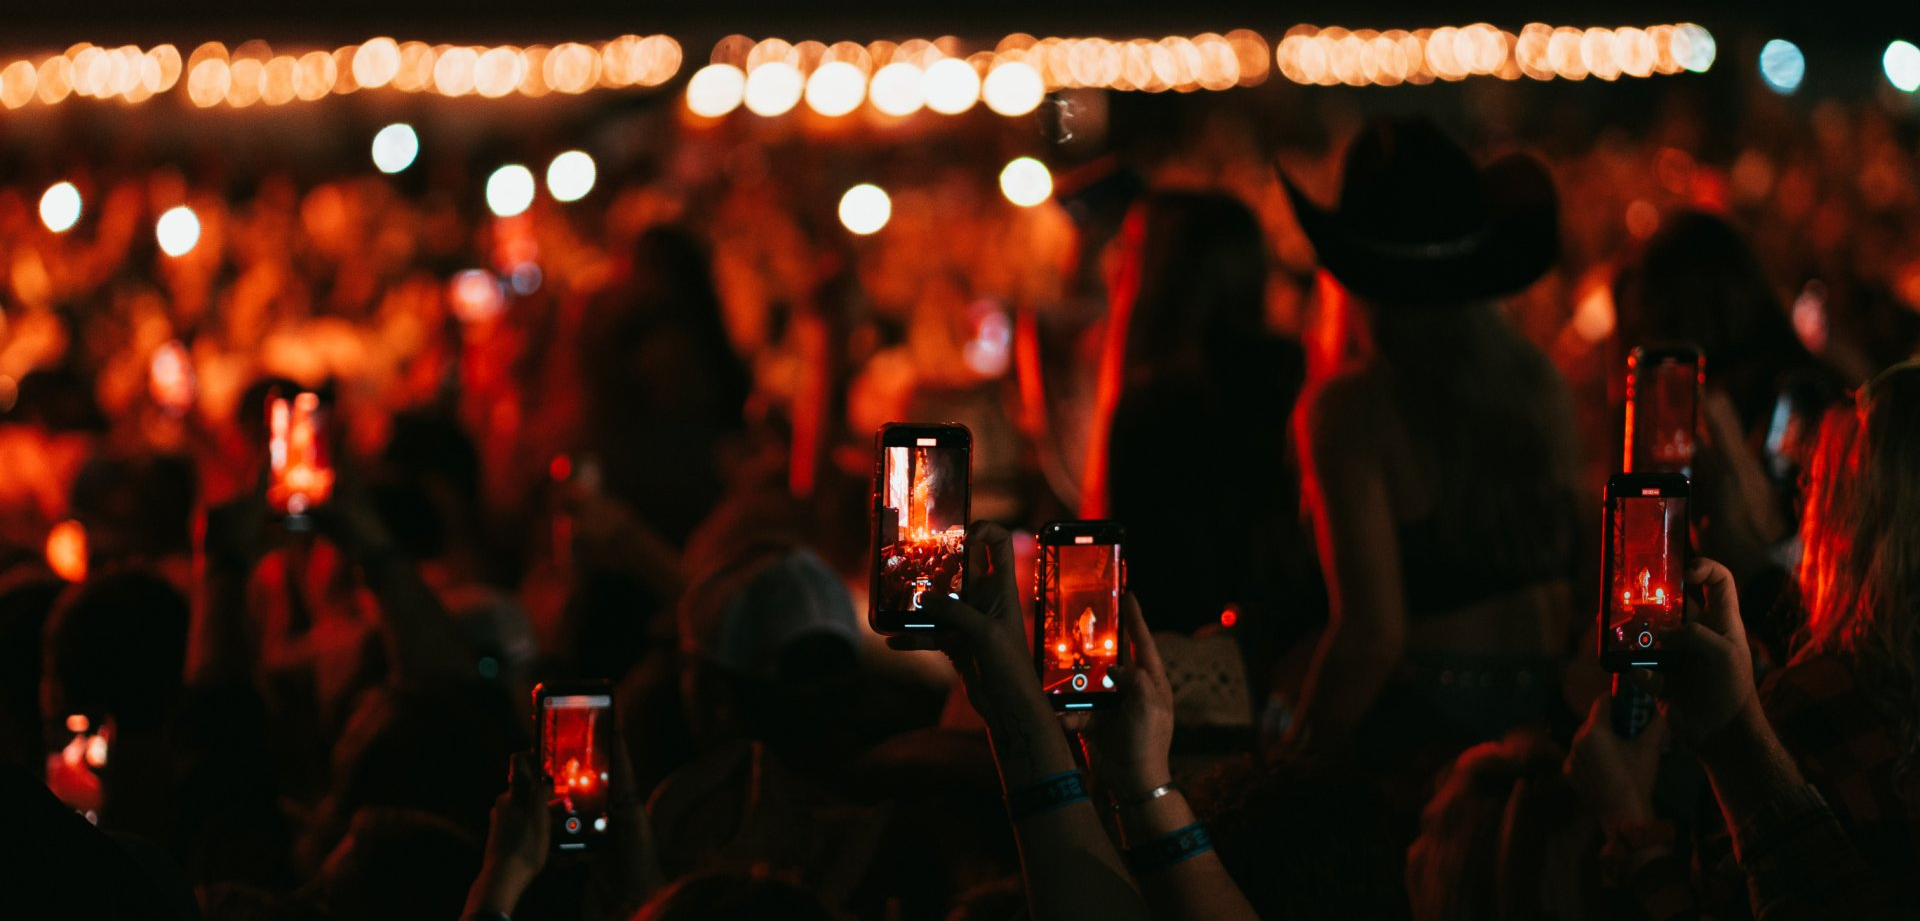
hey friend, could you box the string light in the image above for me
[982,61,1045,115]
[1759,38,1804,94]
[685,63,745,116]
[804,60,866,116]
[1887,40,1920,92]
[742,59,803,115]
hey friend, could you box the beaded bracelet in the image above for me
[1005,769,1091,821]
[1125,822,1214,875]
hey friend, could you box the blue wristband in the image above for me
[1125,822,1214,874]
[1006,770,1091,821]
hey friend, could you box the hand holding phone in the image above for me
[533,681,615,852]
[1035,521,1126,711]
[871,423,972,634]
[266,390,335,521]
[1599,473,1690,671]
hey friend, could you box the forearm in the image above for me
[1694,704,1806,836]
[1118,788,1258,921]
[358,551,470,684]
[979,676,1148,921]
[1291,623,1403,745]
[188,562,254,685]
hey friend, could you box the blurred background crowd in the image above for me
[3,7,1920,920]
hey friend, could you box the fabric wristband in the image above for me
[1126,822,1214,875]
[1005,770,1091,821]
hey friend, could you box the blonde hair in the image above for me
[1797,360,1920,766]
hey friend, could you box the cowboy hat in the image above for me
[1280,117,1559,304]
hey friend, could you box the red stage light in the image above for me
[1219,607,1238,628]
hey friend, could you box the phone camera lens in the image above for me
[565,817,582,834]
[1637,631,1654,649]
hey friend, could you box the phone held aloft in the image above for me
[266,390,334,525]
[1034,521,1126,711]
[870,422,972,635]
[1623,344,1704,478]
[532,680,615,851]
[1598,472,1690,672]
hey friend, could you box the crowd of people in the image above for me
[2,60,1919,921]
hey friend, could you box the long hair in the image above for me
[1797,360,1920,768]
[1363,300,1578,580]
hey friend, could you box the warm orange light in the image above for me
[226,58,264,106]
[46,520,87,583]
[546,43,599,94]
[433,46,478,95]
[0,60,35,108]
[742,60,803,116]
[868,61,925,116]
[35,55,71,105]
[685,63,745,116]
[187,59,230,106]
[294,51,337,101]
[149,44,183,93]
[982,61,1044,115]
[474,47,525,97]
[922,57,980,114]
[354,37,401,88]
[392,42,436,92]
[804,60,866,116]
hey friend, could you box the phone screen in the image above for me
[1038,532,1123,709]
[875,432,969,627]
[1625,348,1701,475]
[540,691,613,850]
[1602,480,1688,667]
[267,391,334,517]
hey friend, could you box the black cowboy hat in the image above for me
[1280,117,1559,305]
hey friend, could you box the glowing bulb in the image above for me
[40,182,82,232]
[804,60,866,116]
[685,63,745,117]
[355,37,401,87]
[923,57,980,114]
[449,269,505,323]
[868,62,925,116]
[486,164,536,217]
[982,61,1045,116]
[156,206,200,256]
[371,123,419,174]
[1885,40,1920,93]
[1674,24,1716,73]
[1758,39,1803,94]
[998,157,1052,207]
[46,520,87,582]
[546,150,596,202]
[838,184,891,235]
[742,61,803,116]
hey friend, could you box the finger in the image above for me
[1058,711,1091,733]
[1624,666,1665,697]
[962,521,1020,615]
[1119,594,1165,680]
[1580,695,1608,734]
[922,594,994,640]
[1654,622,1731,663]
[1682,556,1740,638]
[509,750,541,798]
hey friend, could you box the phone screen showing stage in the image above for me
[876,443,968,615]
[541,693,612,850]
[1039,539,1122,707]
[1604,492,1688,661]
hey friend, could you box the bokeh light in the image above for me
[39,182,82,232]
[1885,40,1920,93]
[371,123,419,174]
[46,520,87,583]
[838,183,891,235]
[546,150,596,202]
[685,63,745,117]
[922,57,981,114]
[804,60,866,116]
[982,62,1045,115]
[1759,39,1804,94]
[156,205,201,256]
[486,164,536,217]
[998,157,1052,207]
[868,62,925,116]
[743,60,803,116]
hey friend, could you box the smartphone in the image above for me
[871,423,972,634]
[1623,344,1704,476]
[266,390,335,522]
[533,681,614,851]
[1034,521,1126,711]
[1599,473,1690,671]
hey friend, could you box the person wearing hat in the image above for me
[1281,118,1582,760]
